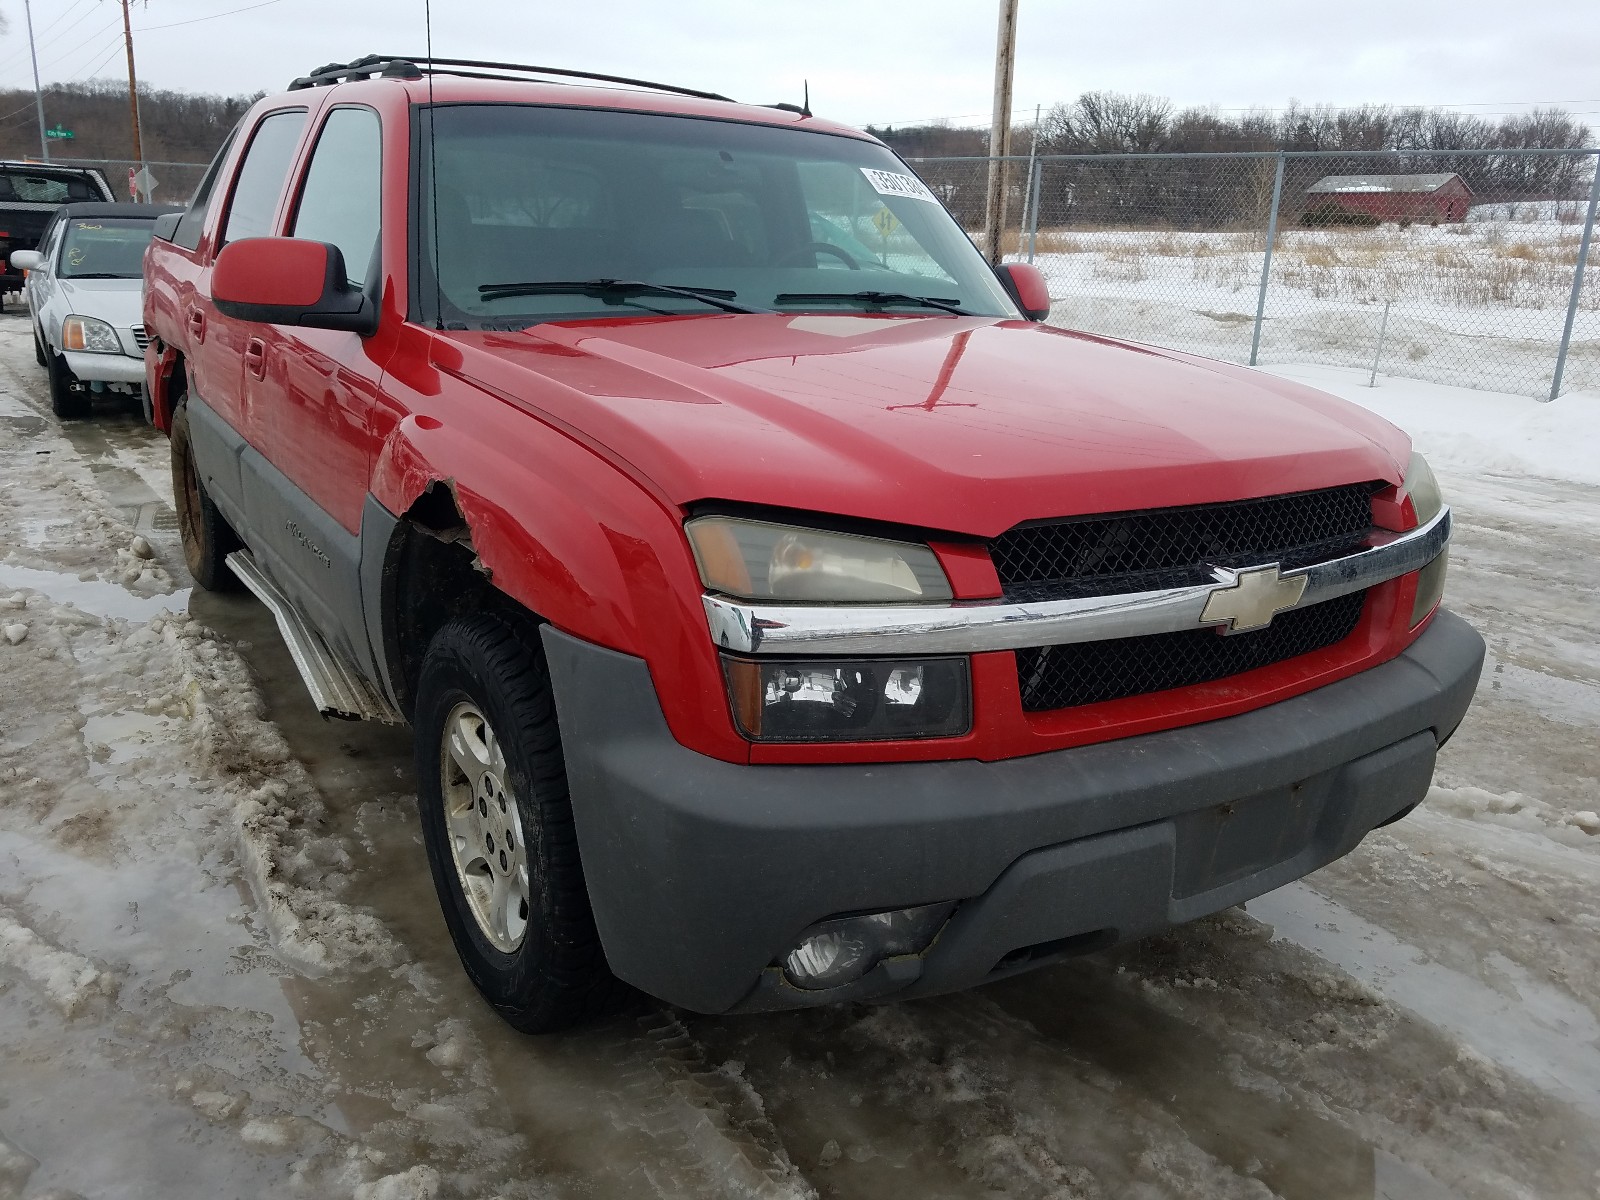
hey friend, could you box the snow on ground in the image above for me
[1262,361,1600,486]
[1015,217,1600,399]
[0,313,1596,1200]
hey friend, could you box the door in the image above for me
[187,108,307,519]
[241,104,387,667]
[30,215,64,345]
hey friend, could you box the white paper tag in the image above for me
[860,167,939,204]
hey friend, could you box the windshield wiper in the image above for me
[771,290,970,315]
[64,272,129,280]
[477,279,767,314]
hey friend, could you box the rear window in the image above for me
[59,218,158,279]
[0,170,100,205]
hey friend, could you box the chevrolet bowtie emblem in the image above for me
[1200,564,1308,633]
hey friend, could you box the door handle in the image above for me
[187,308,205,343]
[244,337,266,380]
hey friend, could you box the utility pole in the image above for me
[23,0,49,161]
[120,0,145,183]
[982,0,1020,266]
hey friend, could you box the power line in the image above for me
[83,36,131,83]
[41,25,128,83]
[32,5,114,60]
[0,0,95,73]
[0,96,44,125]
[135,0,288,32]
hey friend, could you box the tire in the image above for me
[169,400,242,590]
[47,351,89,420]
[33,327,46,367]
[414,614,627,1033]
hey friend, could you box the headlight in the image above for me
[62,315,122,354]
[722,655,970,742]
[686,516,952,603]
[1401,453,1448,625]
[1400,451,1442,525]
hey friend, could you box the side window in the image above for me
[290,107,381,286]
[173,124,240,251]
[219,109,308,247]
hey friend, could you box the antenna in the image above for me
[802,80,811,118]
[424,0,443,330]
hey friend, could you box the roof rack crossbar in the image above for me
[288,54,732,103]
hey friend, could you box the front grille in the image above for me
[1016,591,1367,712]
[132,324,149,350]
[990,483,1379,601]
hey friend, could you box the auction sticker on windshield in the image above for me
[861,167,939,204]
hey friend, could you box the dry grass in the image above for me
[1027,220,1595,312]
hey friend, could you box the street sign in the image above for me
[870,208,900,239]
[44,125,73,140]
[132,167,157,199]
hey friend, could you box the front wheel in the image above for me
[414,614,626,1033]
[169,400,241,590]
[47,352,89,420]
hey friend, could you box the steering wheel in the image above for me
[776,241,860,270]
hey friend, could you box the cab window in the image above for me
[289,107,382,287]
[220,109,308,246]
[174,123,240,252]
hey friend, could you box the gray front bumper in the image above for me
[542,611,1484,1014]
[64,351,144,385]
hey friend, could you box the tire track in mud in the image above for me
[988,912,1598,1200]
[600,1009,818,1200]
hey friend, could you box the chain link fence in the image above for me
[40,156,210,207]
[32,153,1600,399]
[911,149,1600,400]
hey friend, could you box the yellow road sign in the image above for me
[871,208,900,239]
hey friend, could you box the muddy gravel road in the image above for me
[0,312,1596,1200]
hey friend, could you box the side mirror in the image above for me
[9,250,42,272]
[995,262,1050,322]
[212,237,376,335]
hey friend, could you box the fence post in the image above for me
[1368,300,1392,387]
[1550,154,1600,401]
[1249,152,1286,367]
[1026,161,1042,262]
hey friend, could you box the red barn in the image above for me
[1305,173,1474,224]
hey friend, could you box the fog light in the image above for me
[781,902,956,990]
[723,655,969,742]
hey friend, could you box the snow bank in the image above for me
[353,1166,441,1200]
[152,613,407,975]
[1425,784,1600,848]
[1259,363,1600,485]
[0,909,116,1017]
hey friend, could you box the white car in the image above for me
[10,202,180,419]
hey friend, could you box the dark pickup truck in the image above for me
[0,160,114,306]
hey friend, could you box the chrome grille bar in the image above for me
[703,507,1451,657]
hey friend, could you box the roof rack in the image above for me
[287,54,734,103]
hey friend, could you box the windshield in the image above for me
[418,104,1017,325]
[58,218,158,279]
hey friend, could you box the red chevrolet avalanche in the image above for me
[143,56,1483,1031]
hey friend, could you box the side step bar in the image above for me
[226,550,404,725]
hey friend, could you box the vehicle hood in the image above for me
[441,314,1410,538]
[56,277,143,329]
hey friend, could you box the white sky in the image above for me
[3,0,1597,134]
